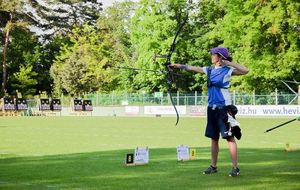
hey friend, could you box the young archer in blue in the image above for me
[170,47,249,177]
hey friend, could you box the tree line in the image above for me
[0,0,299,97]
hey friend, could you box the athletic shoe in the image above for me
[229,167,240,177]
[203,165,217,174]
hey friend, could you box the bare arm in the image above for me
[169,64,205,74]
[221,60,249,75]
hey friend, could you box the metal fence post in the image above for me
[233,90,236,105]
[95,92,98,106]
[298,85,300,105]
[177,91,179,105]
[253,90,255,105]
[275,88,278,105]
[195,91,197,105]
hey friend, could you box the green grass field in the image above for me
[0,116,300,190]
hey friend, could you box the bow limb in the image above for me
[167,74,179,126]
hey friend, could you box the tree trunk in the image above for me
[1,14,12,95]
[1,27,10,95]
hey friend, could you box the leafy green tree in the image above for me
[11,64,38,96]
[60,51,91,95]
[51,1,137,95]
[130,0,194,93]
[51,24,116,95]
[203,0,300,93]
[97,1,136,92]
[7,28,43,95]
[37,36,72,95]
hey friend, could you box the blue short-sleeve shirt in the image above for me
[203,66,235,107]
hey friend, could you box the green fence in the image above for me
[80,91,298,106]
[24,91,299,107]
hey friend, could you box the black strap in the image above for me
[207,66,213,88]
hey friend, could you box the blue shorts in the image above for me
[205,106,230,140]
